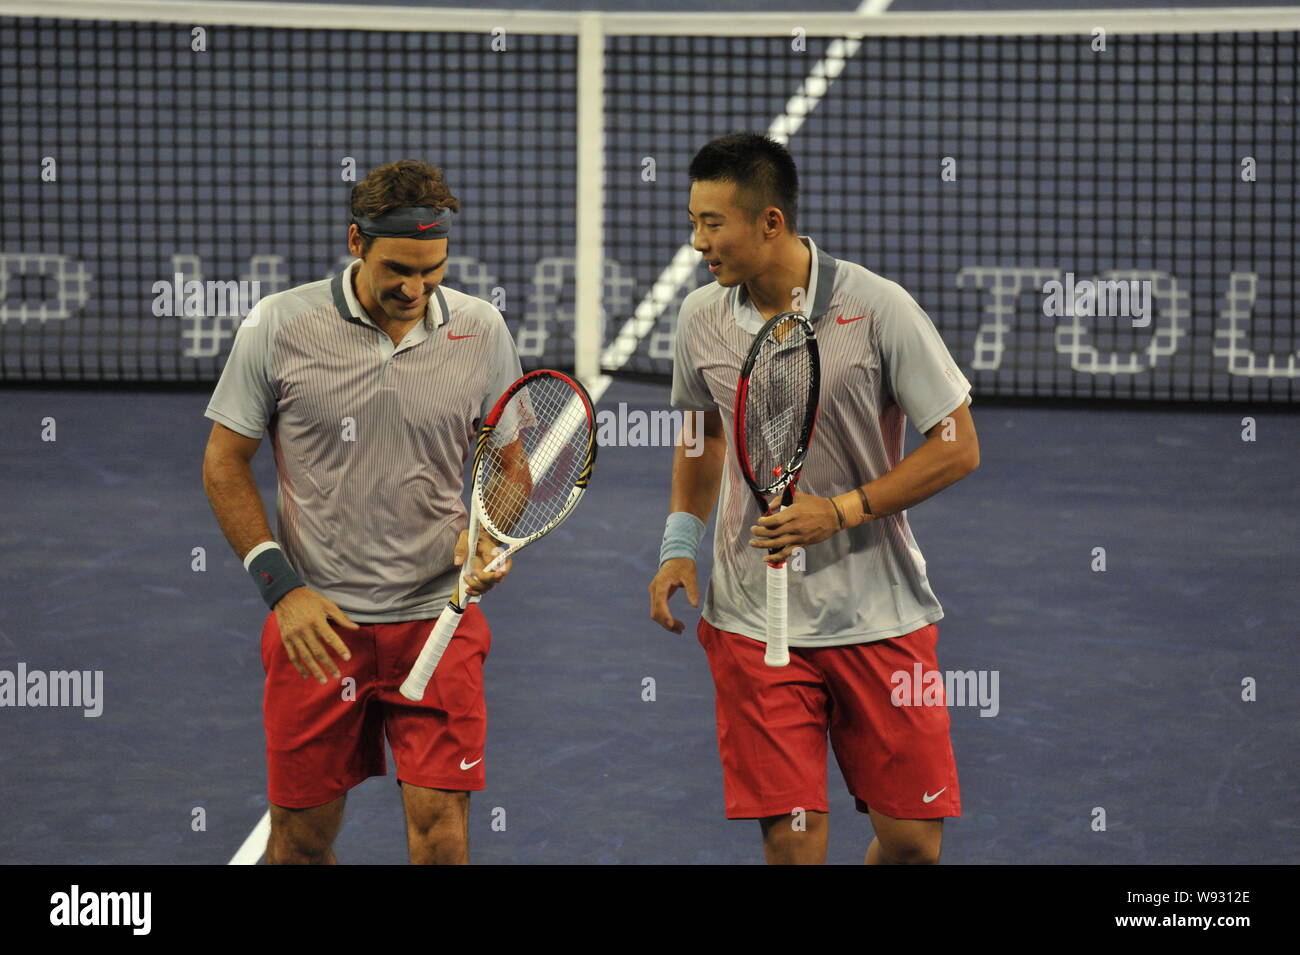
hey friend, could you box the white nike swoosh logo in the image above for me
[922,788,947,803]
[459,757,483,771]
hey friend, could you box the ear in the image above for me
[763,206,785,237]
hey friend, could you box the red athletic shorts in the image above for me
[261,605,491,809]
[697,618,961,820]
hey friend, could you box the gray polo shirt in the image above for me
[206,259,522,622]
[671,237,972,647]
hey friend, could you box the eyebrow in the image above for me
[383,255,448,274]
[687,208,724,220]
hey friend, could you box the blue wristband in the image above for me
[246,544,305,609]
[660,512,706,566]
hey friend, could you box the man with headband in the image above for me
[202,159,523,864]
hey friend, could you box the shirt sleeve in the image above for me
[204,300,277,439]
[481,310,524,425]
[670,305,714,411]
[876,284,972,435]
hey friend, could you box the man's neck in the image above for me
[745,237,812,319]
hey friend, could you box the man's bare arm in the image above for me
[202,421,272,560]
[750,401,980,561]
[841,401,979,524]
[202,421,356,682]
[670,409,727,521]
[649,410,726,633]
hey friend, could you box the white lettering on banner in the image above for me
[1,254,1295,380]
[0,252,93,322]
[1052,270,1185,374]
[1214,271,1300,378]
[170,253,288,358]
[958,266,1060,370]
[958,265,1298,378]
[514,257,635,358]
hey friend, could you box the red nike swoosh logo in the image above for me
[417,221,442,231]
[447,332,477,340]
[836,314,867,324]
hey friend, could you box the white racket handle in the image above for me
[765,561,789,667]
[398,546,513,701]
[400,604,462,701]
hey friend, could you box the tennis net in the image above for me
[1,4,1295,402]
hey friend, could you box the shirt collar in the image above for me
[732,236,838,333]
[331,258,448,330]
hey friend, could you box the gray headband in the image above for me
[353,206,454,239]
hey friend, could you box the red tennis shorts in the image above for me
[261,605,491,809]
[697,618,961,820]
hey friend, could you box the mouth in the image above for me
[706,259,722,275]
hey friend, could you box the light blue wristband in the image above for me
[660,511,706,565]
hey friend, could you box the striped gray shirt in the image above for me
[671,237,972,647]
[206,259,522,622]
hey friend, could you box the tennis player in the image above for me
[649,133,980,865]
[202,160,522,864]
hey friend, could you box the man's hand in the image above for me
[456,528,511,598]
[749,492,842,564]
[649,557,700,634]
[273,587,359,683]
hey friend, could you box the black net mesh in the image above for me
[0,19,576,381]
[604,31,1297,402]
[1,16,1295,401]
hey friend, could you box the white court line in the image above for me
[228,809,271,865]
[600,0,894,370]
[587,376,611,405]
[528,394,591,477]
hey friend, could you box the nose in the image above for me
[692,225,709,254]
[402,277,426,301]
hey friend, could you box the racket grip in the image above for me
[764,561,790,667]
[399,604,463,701]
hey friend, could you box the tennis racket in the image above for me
[733,311,821,668]
[399,369,598,701]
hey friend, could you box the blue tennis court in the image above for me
[0,0,1296,865]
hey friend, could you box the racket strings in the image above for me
[743,325,814,494]
[478,376,591,539]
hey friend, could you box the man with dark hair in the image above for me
[649,132,980,865]
[202,159,522,864]
[685,131,801,231]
